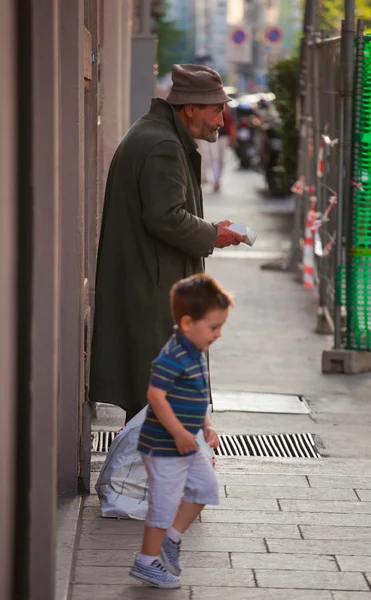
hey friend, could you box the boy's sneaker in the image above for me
[160,536,182,576]
[130,558,181,589]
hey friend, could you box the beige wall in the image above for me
[0,0,136,594]
[99,0,133,198]
[29,0,60,597]
[58,0,86,495]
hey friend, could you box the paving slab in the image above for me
[213,458,371,477]
[255,570,369,590]
[267,539,371,556]
[180,567,255,587]
[308,476,371,489]
[76,549,230,569]
[78,534,267,553]
[71,584,191,599]
[181,536,266,553]
[332,594,371,600]
[191,589,332,600]
[279,500,371,514]
[81,519,144,536]
[300,526,371,540]
[225,485,358,501]
[82,495,104,508]
[231,552,338,571]
[336,556,371,572]
[73,567,149,586]
[212,390,311,413]
[216,473,310,487]
[201,510,371,527]
[187,522,301,538]
[356,490,371,501]
[74,566,256,587]
[78,534,143,551]
[56,496,82,600]
[203,497,279,511]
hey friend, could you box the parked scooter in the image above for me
[234,97,259,169]
[261,124,282,195]
[254,99,283,195]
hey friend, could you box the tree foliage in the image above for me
[154,2,187,78]
[318,0,371,33]
[267,56,300,194]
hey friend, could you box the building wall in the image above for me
[211,0,229,76]
[0,2,17,599]
[0,0,135,596]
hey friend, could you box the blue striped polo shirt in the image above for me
[137,327,210,457]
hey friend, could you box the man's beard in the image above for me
[202,124,219,143]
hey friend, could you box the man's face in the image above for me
[186,103,225,142]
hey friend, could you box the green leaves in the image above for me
[318,0,371,33]
[267,57,300,194]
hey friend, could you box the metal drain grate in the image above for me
[91,430,117,453]
[215,433,321,458]
[91,430,321,459]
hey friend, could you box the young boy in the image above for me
[130,273,233,588]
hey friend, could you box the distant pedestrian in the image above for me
[130,273,233,588]
[209,103,236,192]
[89,64,244,422]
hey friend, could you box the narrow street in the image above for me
[70,152,371,600]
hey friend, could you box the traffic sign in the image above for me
[232,28,247,45]
[265,27,283,44]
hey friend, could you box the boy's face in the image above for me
[181,308,229,352]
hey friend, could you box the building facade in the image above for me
[0,1,158,598]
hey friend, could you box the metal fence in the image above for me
[291,35,342,335]
[289,15,371,359]
[311,35,341,334]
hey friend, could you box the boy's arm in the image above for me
[147,384,198,454]
[203,412,214,429]
[203,411,220,449]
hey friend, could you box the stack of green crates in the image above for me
[347,34,371,350]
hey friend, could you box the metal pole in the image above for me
[334,22,345,348]
[334,7,358,349]
[342,0,356,243]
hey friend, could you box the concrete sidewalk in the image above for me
[68,155,371,599]
[69,458,371,599]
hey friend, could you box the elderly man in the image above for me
[89,64,244,421]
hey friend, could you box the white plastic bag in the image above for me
[95,405,215,520]
[95,406,149,520]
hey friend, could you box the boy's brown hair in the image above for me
[170,273,234,325]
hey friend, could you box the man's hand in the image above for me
[216,220,233,227]
[204,425,220,449]
[174,429,199,455]
[215,223,245,248]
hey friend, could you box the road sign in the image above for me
[265,27,283,44]
[232,28,247,45]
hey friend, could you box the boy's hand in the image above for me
[204,425,220,449]
[174,429,198,455]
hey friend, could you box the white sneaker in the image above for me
[130,557,181,589]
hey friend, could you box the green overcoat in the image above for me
[89,98,217,414]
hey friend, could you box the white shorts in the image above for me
[140,451,219,529]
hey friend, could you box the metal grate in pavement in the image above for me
[91,430,321,459]
[91,430,117,453]
[215,433,321,458]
